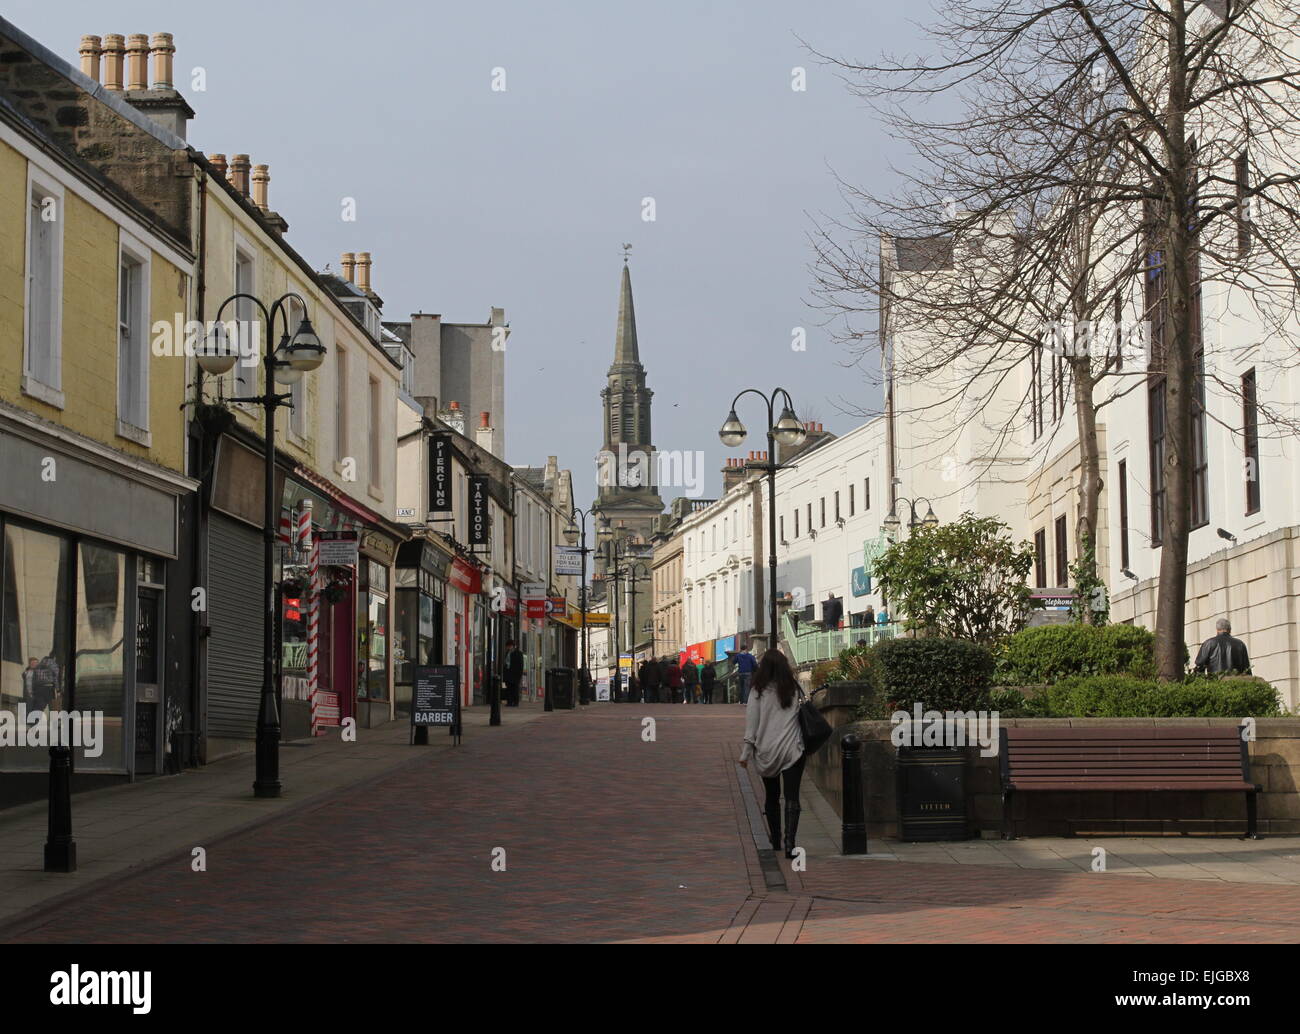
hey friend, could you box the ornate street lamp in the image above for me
[197,292,325,799]
[717,388,805,652]
[566,506,601,703]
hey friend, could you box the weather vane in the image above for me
[622,243,632,264]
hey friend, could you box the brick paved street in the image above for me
[5,704,1300,944]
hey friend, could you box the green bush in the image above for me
[1026,674,1282,718]
[874,637,994,713]
[994,624,1155,686]
[989,686,1032,717]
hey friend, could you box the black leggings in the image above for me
[762,754,806,811]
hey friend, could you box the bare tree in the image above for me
[811,0,1300,675]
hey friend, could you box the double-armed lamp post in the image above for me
[718,389,807,652]
[563,506,611,703]
[882,495,939,541]
[196,292,326,799]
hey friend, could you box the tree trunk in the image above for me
[1072,357,1102,624]
[1155,1,1193,681]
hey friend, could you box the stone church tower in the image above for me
[594,259,664,575]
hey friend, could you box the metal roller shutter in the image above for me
[207,514,264,739]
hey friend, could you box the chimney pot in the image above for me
[229,154,251,197]
[449,401,460,411]
[149,32,175,89]
[207,153,227,178]
[79,35,103,82]
[125,33,149,90]
[102,34,125,90]
[340,253,356,283]
[480,411,490,429]
[356,252,372,292]
[252,164,270,211]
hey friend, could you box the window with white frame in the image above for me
[335,347,349,464]
[24,172,64,402]
[232,244,256,397]
[368,375,381,491]
[117,233,151,437]
[285,296,307,438]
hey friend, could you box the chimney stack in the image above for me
[340,253,356,283]
[79,36,102,81]
[229,154,251,197]
[252,164,270,211]
[150,32,175,89]
[721,457,746,494]
[476,412,495,455]
[125,34,149,90]
[356,252,372,292]
[208,153,227,179]
[102,35,125,90]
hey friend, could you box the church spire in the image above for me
[613,261,640,367]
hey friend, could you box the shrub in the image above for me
[1026,674,1282,718]
[810,659,840,689]
[874,637,994,713]
[994,623,1155,686]
[989,686,1032,717]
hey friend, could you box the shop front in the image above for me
[447,557,482,707]
[0,414,196,802]
[393,538,450,718]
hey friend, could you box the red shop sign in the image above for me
[526,598,548,619]
[449,558,482,595]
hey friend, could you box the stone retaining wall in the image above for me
[809,687,1300,838]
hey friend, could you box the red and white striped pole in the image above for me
[299,502,322,736]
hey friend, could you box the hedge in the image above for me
[993,624,1156,686]
[873,637,994,713]
[1017,674,1282,718]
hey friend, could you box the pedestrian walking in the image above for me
[738,649,807,859]
[864,603,875,627]
[502,639,524,707]
[727,645,757,704]
[700,661,716,704]
[1194,617,1252,675]
[681,656,700,703]
[639,658,659,703]
[664,657,683,704]
[628,670,642,704]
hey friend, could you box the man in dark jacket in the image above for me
[503,640,524,706]
[664,659,683,704]
[700,662,717,704]
[681,657,700,704]
[1194,618,1252,675]
[640,659,661,703]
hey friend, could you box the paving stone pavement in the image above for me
[4,702,1300,944]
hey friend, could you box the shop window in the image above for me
[1,524,72,772]
[75,542,127,772]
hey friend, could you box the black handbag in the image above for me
[796,687,833,755]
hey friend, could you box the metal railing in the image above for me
[783,613,897,666]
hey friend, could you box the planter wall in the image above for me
[809,712,1300,838]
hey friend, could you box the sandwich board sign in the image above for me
[411,664,460,744]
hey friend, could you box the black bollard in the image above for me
[489,675,502,727]
[44,745,76,873]
[841,733,868,856]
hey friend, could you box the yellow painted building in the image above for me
[0,29,199,788]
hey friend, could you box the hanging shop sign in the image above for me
[468,475,490,546]
[863,535,889,578]
[319,531,359,566]
[545,596,567,615]
[851,565,872,597]
[429,435,453,513]
[554,546,584,577]
[584,612,611,626]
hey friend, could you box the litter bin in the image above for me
[896,746,968,841]
[547,667,575,710]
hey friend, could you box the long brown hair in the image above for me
[752,649,798,709]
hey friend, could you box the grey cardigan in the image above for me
[739,685,805,778]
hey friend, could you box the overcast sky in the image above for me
[12,0,920,508]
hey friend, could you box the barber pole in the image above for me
[299,502,322,736]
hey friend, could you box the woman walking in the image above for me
[664,657,684,704]
[738,649,805,858]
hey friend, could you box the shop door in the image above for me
[134,586,162,775]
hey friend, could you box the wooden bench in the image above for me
[999,726,1261,839]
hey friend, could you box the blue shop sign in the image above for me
[850,566,872,597]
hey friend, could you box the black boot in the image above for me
[784,801,801,859]
[764,803,782,852]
